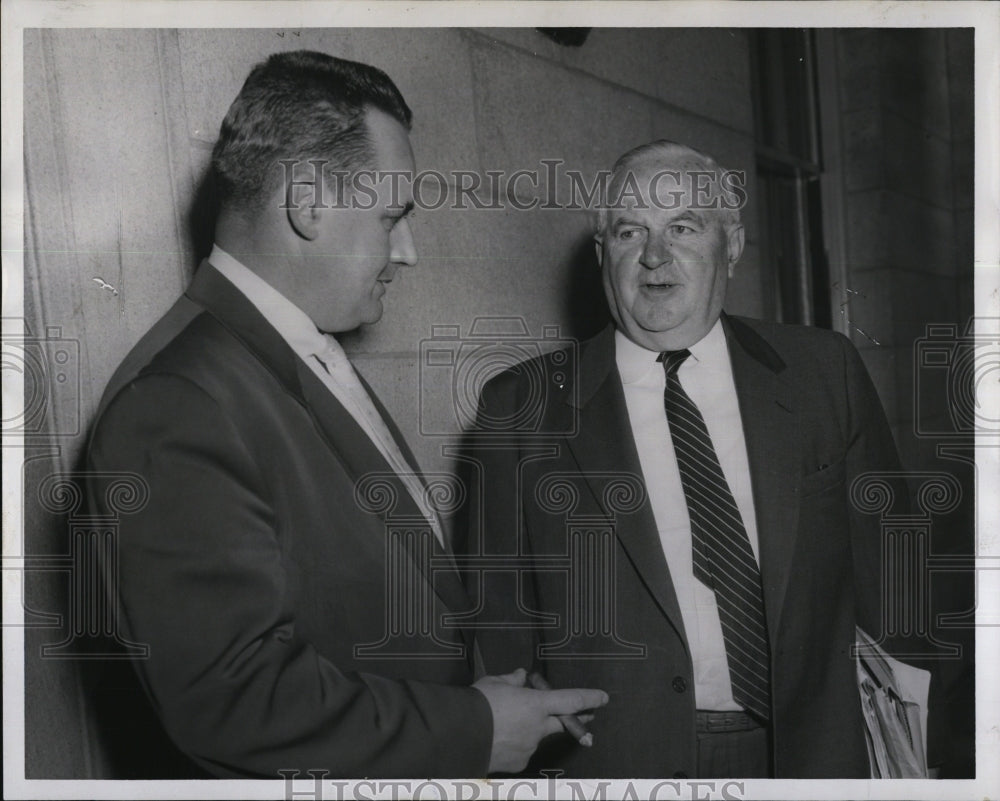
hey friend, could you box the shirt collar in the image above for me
[614,317,728,384]
[208,244,335,360]
[689,317,729,373]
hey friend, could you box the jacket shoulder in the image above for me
[96,306,265,428]
[727,315,856,368]
[472,337,583,437]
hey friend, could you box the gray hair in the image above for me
[595,139,743,236]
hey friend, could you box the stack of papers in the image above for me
[855,627,930,778]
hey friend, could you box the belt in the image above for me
[695,710,764,733]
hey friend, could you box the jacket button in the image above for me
[671,676,687,693]
[673,771,688,779]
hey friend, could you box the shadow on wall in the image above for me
[561,233,610,342]
[189,164,220,265]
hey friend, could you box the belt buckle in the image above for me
[708,713,728,733]
[706,711,746,732]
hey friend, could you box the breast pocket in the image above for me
[799,454,847,498]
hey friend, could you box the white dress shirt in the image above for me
[616,319,760,711]
[208,245,443,544]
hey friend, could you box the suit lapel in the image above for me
[351,365,473,617]
[561,326,690,652]
[723,315,802,645]
[187,262,392,487]
[186,261,475,627]
[353,367,426,487]
[560,317,806,654]
[295,361,407,495]
[298,361,478,631]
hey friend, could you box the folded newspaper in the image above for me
[855,626,931,778]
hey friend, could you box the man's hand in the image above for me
[473,668,609,774]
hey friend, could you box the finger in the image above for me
[576,713,596,724]
[494,667,528,687]
[542,688,610,715]
[542,714,565,739]
[526,671,551,691]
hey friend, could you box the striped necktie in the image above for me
[659,349,771,721]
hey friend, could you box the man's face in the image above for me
[596,155,744,351]
[296,108,418,333]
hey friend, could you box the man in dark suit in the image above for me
[462,140,912,778]
[86,50,606,779]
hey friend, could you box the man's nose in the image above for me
[639,233,672,270]
[390,218,418,267]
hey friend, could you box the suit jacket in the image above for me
[459,315,903,778]
[86,262,493,778]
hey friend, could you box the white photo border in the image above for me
[2,2,997,799]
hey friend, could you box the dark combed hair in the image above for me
[211,50,412,213]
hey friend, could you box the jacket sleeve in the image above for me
[453,371,542,676]
[839,334,905,638]
[87,373,493,779]
[838,335,950,770]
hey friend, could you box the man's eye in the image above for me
[669,224,694,235]
[618,228,643,241]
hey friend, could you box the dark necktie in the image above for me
[659,349,771,721]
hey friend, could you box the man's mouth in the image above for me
[642,282,679,292]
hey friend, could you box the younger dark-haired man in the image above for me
[87,49,606,779]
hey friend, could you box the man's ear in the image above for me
[725,223,745,278]
[594,236,604,269]
[286,180,322,241]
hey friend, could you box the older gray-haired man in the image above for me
[462,140,912,778]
